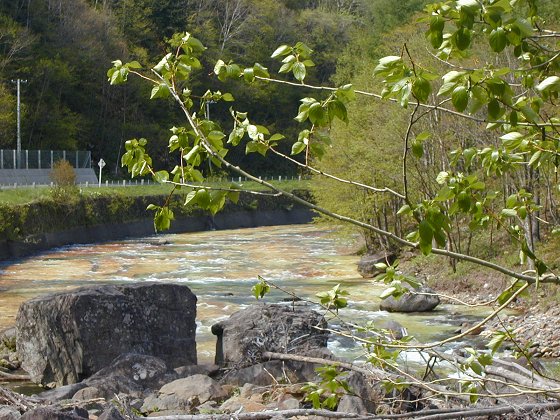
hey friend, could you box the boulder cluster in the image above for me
[1,283,394,418]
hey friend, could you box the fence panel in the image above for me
[0,149,92,169]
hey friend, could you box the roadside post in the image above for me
[98,158,106,187]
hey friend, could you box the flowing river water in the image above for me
[0,224,489,369]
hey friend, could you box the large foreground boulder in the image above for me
[16,283,197,386]
[379,284,440,312]
[211,303,328,367]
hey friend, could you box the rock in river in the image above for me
[379,284,440,313]
[16,283,197,386]
[211,303,328,367]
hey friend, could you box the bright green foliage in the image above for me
[301,365,350,410]
[251,276,271,300]
[316,284,349,312]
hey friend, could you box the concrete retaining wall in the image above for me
[0,208,315,261]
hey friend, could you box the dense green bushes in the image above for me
[0,188,312,241]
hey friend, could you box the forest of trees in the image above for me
[0,0,427,175]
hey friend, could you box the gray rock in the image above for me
[357,253,395,278]
[159,374,228,404]
[0,405,21,419]
[211,303,328,367]
[20,407,86,420]
[196,400,220,414]
[39,383,88,402]
[98,406,126,420]
[16,283,197,386]
[379,284,440,312]
[141,374,228,414]
[80,353,174,400]
[174,363,220,378]
[378,320,408,340]
[345,372,376,413]
[220,349,335,387]
[337,395,367,414]
[278,397,300,410]
[72,386,101,401]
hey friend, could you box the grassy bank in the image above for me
[0,181,312,242]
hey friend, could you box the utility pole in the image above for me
[11,79,27,169]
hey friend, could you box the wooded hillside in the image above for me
[0,0,426,175]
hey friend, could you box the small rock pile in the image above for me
[485,306,560,358]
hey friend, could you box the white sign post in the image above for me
[98,158,106,187]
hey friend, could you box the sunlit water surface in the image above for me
[0,225,486,368]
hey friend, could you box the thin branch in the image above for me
[162,180,283,197]
[267,146,405,199]
[253,75,557,127]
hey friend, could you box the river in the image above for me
[0,224,485,365]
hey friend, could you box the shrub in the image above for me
[50,159,76,187]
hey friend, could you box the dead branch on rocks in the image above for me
[432,351,560,398]
[144,409,367,419]
[0,386,41,413]
[410,402,560,419]
[0,370,31,381]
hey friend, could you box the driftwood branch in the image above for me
[412,402,560,419]
[433,351,560,398]
[0,370,31,381]
[262,351,469,403]
[142,402,560,420]
[0,386,41,412]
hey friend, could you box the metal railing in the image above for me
[0,149,92,170]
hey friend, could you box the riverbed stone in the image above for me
[379,284,440,313]
[357,252,396,278]
[0,405,21,420]
[16,283,197,386]
[211,303,328,367]
[140,374,227,414]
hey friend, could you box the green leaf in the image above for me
[412,77,431,102]
[488,99,501,119]
[418,220,433,255]
[379,287,397,300]
[293,62,306,82]
[489,28,508,52]
[452,86,469,112]
[501,208,517,217]
[252,276,270,299]
[153,207,174,232]
[153,170,169,184]
[150,83,171,100]
[243,67,255,82]
[454,27,472,50]
[411,141,424,158]
[269,133,285,142]
[291,141,306,155]
[536,76,560,92]
[397,204,412,216]
[196,189,210,208]
[487,331,507,355]
[271,44,291,58]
